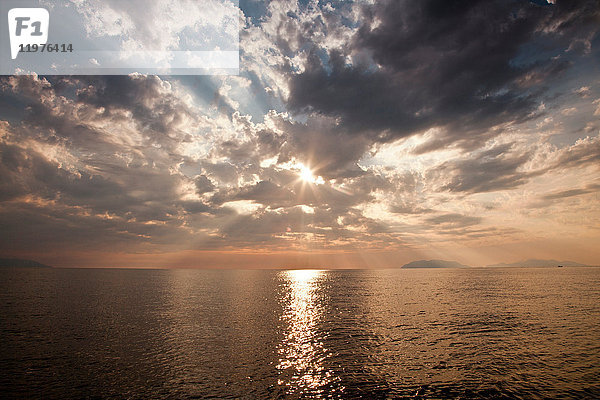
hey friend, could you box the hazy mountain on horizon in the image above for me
[401,259,470,269]
[487,259,587,268]
[0,258,52,268]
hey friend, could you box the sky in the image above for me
[0,0,599,268]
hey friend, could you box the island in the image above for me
[0,258,52,268]
[401,259,470,269]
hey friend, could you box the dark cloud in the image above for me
[426,133,600,194]
[389,203,434,215]
[197,161,242,185]
[232,180,295,207]
[426,213,482,229]
[434,226,521,240]
[195,175,215,194]
[429,143,535,193]
[287,0,600,152]
[542,183,600,200]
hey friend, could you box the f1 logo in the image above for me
[8,8,49,60]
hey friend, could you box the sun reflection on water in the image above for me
[277,269,335,395]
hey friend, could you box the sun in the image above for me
[297,163,324,185]
[300,165,314,182]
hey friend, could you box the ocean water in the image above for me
[1,267,599,399]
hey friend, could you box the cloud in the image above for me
[424,132,600,194]
[70,0,238,51]
[195,175,216,194]
[426,213,482,229]
[1,1,600,266]
[552,134,600,170]
[576,86,591,98]
[0,75,219,252]
[286,0,599,151]
[427,143,535,193]
[594,99,600,116]
[542,184,600,200]
[0,73,400,255]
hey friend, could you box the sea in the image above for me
[1,267,599,399]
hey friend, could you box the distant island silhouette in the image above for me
[401,259,470,269]
[0,258,52,268]
[486,259,587,268]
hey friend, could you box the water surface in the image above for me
[1,267,599,399]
